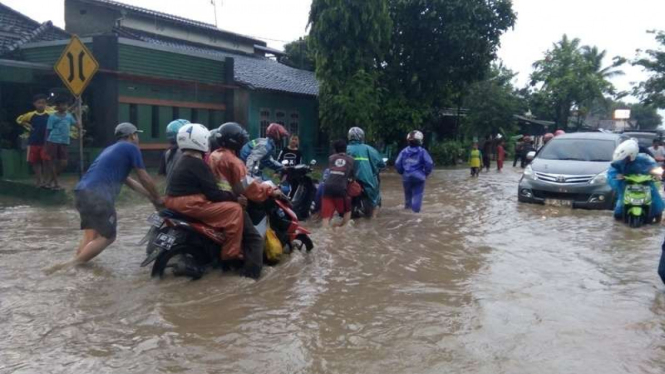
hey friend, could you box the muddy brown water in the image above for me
[1,169,664,374]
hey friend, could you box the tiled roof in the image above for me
[115,27,319,97]
[0,2,69,54]
[76,0,263,46]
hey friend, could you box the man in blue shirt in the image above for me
[74,122,163,264]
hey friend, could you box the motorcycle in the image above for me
[622,174,662,228]
[279,159,318,221]
[351,158,389,219]
[139,196,313,279]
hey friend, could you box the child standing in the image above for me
[44,96,79,190]
[395,131,434,213]
[16,94,51,187]
[496,139,505,172]
[321,139,356,228]
[469,142,482,177]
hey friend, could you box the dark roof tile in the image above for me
[0,2,69,54]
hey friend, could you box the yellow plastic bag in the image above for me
[265,227,283,264]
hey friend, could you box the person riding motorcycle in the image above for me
[608,139,664,221]
[164,124,249,274]
[346,127,386,216]
[209,122,284,203]
[240,123,289,177]
[158,119,190,179]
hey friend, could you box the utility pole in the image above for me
[211,0,218,27]
[299,37,304,69]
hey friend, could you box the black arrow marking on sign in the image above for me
[78,51,86,82]
[66,52,74,82]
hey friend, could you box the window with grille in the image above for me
[289,111,299,135]
[274,110,286,126]
[259,108,271,137]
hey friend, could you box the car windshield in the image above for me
[538,139,616,162]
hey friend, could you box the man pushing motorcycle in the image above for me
[346,127,386,218]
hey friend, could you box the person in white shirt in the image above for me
[648,139,665,162]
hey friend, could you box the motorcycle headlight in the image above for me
[590,172,607,185]
[523,165,536,180]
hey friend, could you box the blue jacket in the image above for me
[240,138,282,175]
[608,154,664,218]
[395,146,434,183]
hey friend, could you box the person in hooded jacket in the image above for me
[158,119,190,180]
[346,127,386,217]
[608,138,664,221]
[395,131,434,213]
[240,123,289,178]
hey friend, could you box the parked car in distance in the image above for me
[622,131,663,150]
[518,132,627,209]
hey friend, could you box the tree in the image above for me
[630,103,662,130]
[377,0,516,141]
[281,37,315,71]
[634,31,665,108]
[530,35,624,129]
[308,0,392,138]
[463,64,522,137]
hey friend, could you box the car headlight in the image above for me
[589,172,607,185]
[523,165,536,180]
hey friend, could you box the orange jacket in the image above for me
[208,148,273,203]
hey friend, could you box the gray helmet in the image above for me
[115,122,143,138]
[348,127,365,142]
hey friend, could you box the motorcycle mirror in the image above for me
[310,159,317,166]
[526,151,536,161]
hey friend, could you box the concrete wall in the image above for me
[65,0,258,54]
[65,0,119,36]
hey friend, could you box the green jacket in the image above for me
[347,140,386,207]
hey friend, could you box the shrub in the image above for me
[429,140,469,166]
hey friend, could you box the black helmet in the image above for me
[209,127,221,152]
[217,122,249,152]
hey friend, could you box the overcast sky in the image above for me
[4,0,665,105]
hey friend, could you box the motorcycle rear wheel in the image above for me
[152,246,204,280]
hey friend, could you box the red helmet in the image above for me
[266,123,289,141]
[543,133,554,143]
[554,130,566,137]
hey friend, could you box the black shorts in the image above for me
[75,190,117,239]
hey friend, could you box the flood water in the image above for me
[1,168,664,374]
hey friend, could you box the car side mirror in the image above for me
[310,159,317,166]
[526,151,536,161]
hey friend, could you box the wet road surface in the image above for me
[1,168,664,374]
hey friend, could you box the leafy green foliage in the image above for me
[630,103,663,129]
[530,35,625,129]
[462,64,521,138]
[308,0,515,142]
[633,31,665,108]
[281,37,315,71]
[377,0,516,141]
[308,0,392,139]
[429,140,468,166]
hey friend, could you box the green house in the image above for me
[0,0,320,178]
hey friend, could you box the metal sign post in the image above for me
[54,35,99,178]
[77,97,83,178]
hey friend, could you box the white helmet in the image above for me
[177,123,210,153]
[613,138,639,162]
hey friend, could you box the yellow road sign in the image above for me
[54,35,99,97]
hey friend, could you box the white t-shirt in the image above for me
[648,146,665,160]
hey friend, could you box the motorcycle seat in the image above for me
[159,209,202,224]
